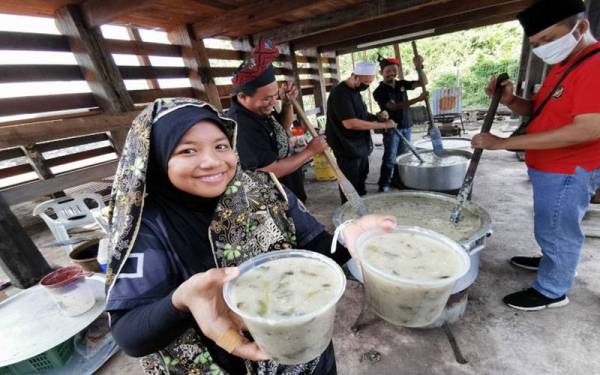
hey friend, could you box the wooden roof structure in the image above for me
[0,0,543,287]
[1,0,536,54]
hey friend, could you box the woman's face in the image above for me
[168,121,237,198]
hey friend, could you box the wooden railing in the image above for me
[0,15,339,205]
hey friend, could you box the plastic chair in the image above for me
[33,193,108,254]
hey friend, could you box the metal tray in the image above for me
[0,275,106,367]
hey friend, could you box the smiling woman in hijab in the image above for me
[104,97,395,375]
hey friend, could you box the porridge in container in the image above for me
[224,250,346,365]
[357,227,469,327]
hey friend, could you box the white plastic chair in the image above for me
[33,193,108,254]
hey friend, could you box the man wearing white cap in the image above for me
[326,62,396,203]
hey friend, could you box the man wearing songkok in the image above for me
[373,54,429,192]
[325,62,396,203]
[471,0,600,311]
[229,39,327,202]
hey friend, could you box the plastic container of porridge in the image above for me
[40,266,96,317]
[223,250,346,365]
[356,227,470,327]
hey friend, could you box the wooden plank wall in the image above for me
[0,13,339,205]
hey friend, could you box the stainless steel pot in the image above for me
[332,191,492,294]
[396,150,472,191]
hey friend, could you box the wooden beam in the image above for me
[0,31,70,52]
[80,0,153,28]
[332,8,525,54]
[36,133,110,153]
[127,27,160,89]
[0,194,52,289]
[169,24,223,110]
[313,49,328,115]
[119,66,190,80]
[23,145,54,180]
[129,87,195,104]
[289,43,305,112]
[206,48,249,61]
[0,93,98,117]
[106,38,182,57]
[0,148,25,160]
[303,0,534,50]
[45,146,116,168]
[1,161,118,205]
[254,0,433,44]
[55,4,135,154]
[0,164,34,180]
[0,65,84,83]
[0,112,136,149]
[193,0,322,38]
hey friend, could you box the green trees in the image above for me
[338,21,523,109]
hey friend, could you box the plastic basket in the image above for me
[0,339,74,375]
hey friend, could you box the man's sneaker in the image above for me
[378,186,390,193]
[510,256,541,271]
[503,288,569,311]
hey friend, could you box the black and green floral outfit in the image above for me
[105,98,349,375]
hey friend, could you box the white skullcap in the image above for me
[353,61,376,76]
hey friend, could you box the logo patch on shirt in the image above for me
[552,86,564,99]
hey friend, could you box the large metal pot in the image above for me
[396,150,472,191]
[332,191,492,295]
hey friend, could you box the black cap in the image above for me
[517,0,587,37]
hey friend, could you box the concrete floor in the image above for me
[4,121,600,374]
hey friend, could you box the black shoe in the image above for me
[378,186,390,193]
[503,288,569,311]
[510,256,541,271]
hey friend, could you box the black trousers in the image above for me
[335,154,369,204]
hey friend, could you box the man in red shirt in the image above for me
[473,0,600,311]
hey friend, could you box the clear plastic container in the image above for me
[223,250,346,365]
[40,266,96,317]
[356,227,470,327]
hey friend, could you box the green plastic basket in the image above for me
[0,338,74,375]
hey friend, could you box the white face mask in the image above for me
[533,22,583,64]
[583,29,598,45]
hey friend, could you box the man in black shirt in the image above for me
[326,61,396,203]
[373,55,428,192]
[228,40,327,202]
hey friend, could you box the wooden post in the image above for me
[289,43,305,112]
[22,145,65,198]
[22,145,54,181]
[168,24,223,110]
[315,53,328,114]
[393,43,405,80]
[127,27,160,90]
[55,4,134,154]
[0,194,52,289]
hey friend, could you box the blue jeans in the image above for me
[378,127,412,187]
[529,166,600,298]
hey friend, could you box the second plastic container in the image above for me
[357,227,470,327]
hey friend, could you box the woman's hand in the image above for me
[342,214,397,258]
[172,268,268,361]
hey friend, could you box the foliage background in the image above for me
[337,21,523,110]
